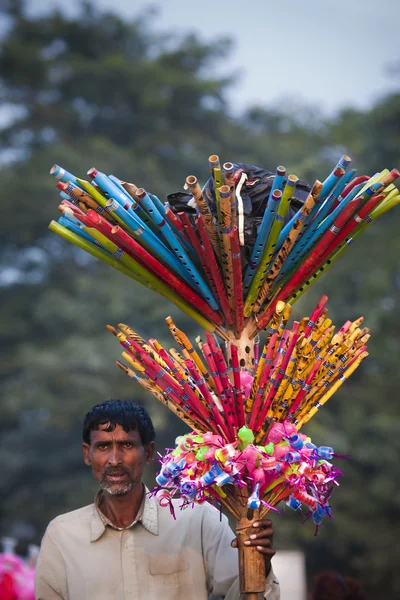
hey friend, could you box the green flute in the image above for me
[49,221,217,333]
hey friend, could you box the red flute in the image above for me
[253,331,292,430]
[230,345,245,428]
[131,339,211,423]
[303,295,329,339]
[84,209,223,326]
[332,175,370,210]
[256,193,367,330]
[325,193,385,254]
[165,207,186,237]
[229,226,245,334]
[185,358,230,439]
[197,214,233,326]
[201,342,224,397]
[265,330,300,417]
[178,211,219,299]
[288,359,323,415]
[248,333,278,430]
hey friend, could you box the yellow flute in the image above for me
[296,352,368,428]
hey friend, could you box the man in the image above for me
[35,400,280,599]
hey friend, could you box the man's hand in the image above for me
[231,519,275,575]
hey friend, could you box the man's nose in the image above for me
[108,446,123,465]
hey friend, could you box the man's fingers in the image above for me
[249,528,274,540]
[252,519,272,528]
[256,547,276,557]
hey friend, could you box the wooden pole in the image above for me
[229,328,265,598]
[235,489,265,597]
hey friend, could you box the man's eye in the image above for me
[98,444,109,450]
[123,443,133,448]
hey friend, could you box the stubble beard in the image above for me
[100,480,136,496]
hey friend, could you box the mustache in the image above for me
[101,466,130,478]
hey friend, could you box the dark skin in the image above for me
[82,424,154,528]
[83,424,275,573]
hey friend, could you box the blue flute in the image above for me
[50,164,83,188]
[88,168,158,237]
[58,215,106,250]
[136,188,218,309]
[242,166,286,293]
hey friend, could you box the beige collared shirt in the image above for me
[35,487,280,600]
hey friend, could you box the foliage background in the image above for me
[0,1,399,597]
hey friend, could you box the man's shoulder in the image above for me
[47,503,95,533]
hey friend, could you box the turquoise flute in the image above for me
[299,155,351,232]
[50,164,82,188]
[136,188,219,309]
[88,167,159,237]
[242,166,286,294]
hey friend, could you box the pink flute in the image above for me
[84,210,223,326]
[252,332,290,430]
[129,340,211,423]
[332,175,370,210]
[337,345,367,373]
[201,343,236,441]
[178,211,220,301]
[229,226,245,334]
[59,199,86,216]
[324,193,385,254]
[303,295,329,339]
[214,347,238,430]
[248,333,278,430]
[145,364,207,430]
[117,341,206,428]
[256,193,367,330]
[230,345,245,428]
[288,359,323,415]
[197,215,233,326]
[185,359,231,439]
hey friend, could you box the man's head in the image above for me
[82,400,155,496]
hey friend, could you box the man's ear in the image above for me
[145,441,155,464]
[82,442,91,466]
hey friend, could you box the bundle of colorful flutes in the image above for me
[107,296,367,595]
[48,157,399,338]
[108,295,367,501]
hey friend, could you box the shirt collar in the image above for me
[91,485,159,542]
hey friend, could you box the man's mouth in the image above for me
[103,470,129,481]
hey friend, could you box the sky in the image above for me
[25,0,400,116]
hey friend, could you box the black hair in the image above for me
[82,400,155,445]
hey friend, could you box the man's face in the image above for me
[82,423,154,496]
